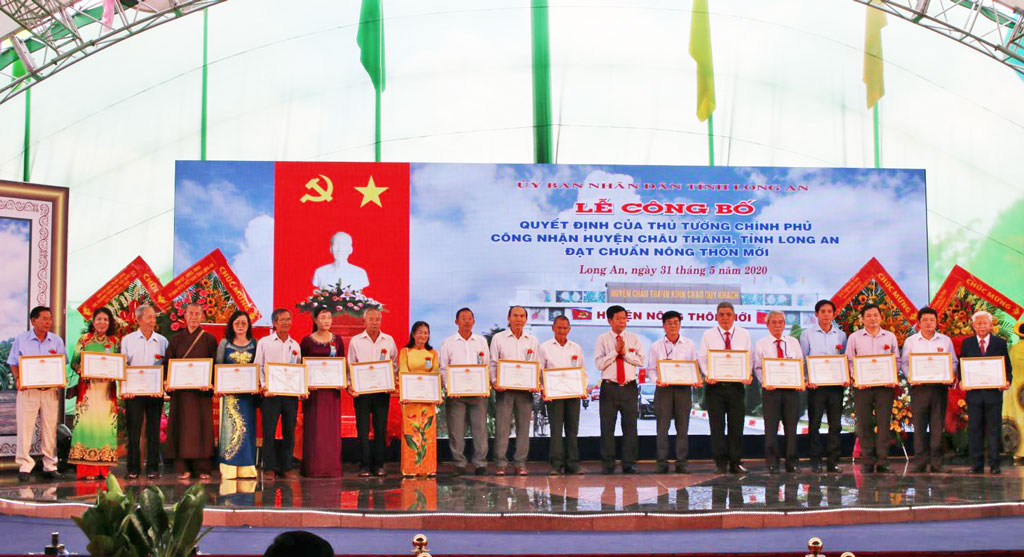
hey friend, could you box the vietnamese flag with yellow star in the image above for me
[273,162,410,343]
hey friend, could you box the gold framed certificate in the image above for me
[123,366,164,397]
[350,360,395,395]
[806,355,849,386]
[762,358,805,389]
[265,363,308,396]
[707,350,751,383]
[81,351,126,381]
[908,352,954,385]
[961,357,1008,390]
[167,358,213,390]
[852,354,897,388]
[400,373,442,404]
[304,357,347,389]
[446,364,490,397]
[18,354,66,389]
[656,360,700,386]
[214,364,259,394]
[496,360,540,391]
[541,367,586,400]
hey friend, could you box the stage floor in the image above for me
[2,459,1023,531]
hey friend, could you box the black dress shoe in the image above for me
[875,464,891,473]
[451,466,465,477]
[675,463,689,474]
[861,464,875,474]
[656,464,669,474]
[373,467,386,477]
[41,471,60,481]
[991,466,1002,475]
[715,463,729,474]
[358,468,372,477]
[970,466,984,474]
[147,472,160,480]
[622,467,638,474]
[913,463,928,473]
[767,465,779,474]
[601,466,615,475]
[785,463,798,473]
[827,464,843,473]
[548,468,561,476]
[126,472,140,480]
[930,464,945,473]
[17,473,30,483]
[729,463,748,474]
[474,466,488,476]
[810,462,824,473]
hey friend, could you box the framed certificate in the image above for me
[707,350,751,383]
[961,357,1008,390]
[18,354,66,389]
[446,364,490,397]
[400,373,442,404]
[214,364,259,394]
[167,358,213,390]
[81,352,126,381]
[908,352,954,385]
[304,357,347,389]
[350,360,395,395]
[806,355,849,386]
[852,354,898,388]
[496,360,540,390]
[265,363,308,396]
[762,358,805,389]
[656,360,700,386]
[123,366,164,397]
[542,367,586,400]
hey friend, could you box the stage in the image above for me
[2,459,1023,534]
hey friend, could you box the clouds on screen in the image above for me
[230,215,275,325]
[0,220,30,339]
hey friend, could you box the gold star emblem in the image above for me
[355,175,388,208]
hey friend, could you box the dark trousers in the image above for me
[808,386,844,466]
[654,385,691,465]
[706,382,746,467]
[354,392,390,469]
[762,389,800,467]
[599,381,638,469]
[125,396,163,474]
[547,398,581,471]
[261,396,298,473]
[910,384,948,468]
[966,389,1003,469]
[853,387,895,466]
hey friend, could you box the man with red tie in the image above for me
[753,311,804,474]
[594,305,645,474]
[959,310,1012,474]
[698,301,753,474]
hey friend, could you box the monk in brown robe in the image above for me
[165,303,218,479]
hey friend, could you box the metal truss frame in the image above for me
[852,0,1024,77]
[0,0,226,105]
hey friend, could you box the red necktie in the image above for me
[724,332,732,350]
[979,338,986,355]
[616,335,626,385]
[776,339,784,358]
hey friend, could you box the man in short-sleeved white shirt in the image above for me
[489,306,539,475]
[538,315,585,475]
[438,307,491,475]
[347,308,397,477]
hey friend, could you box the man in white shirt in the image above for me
[594,305,645,474]
[901,306,957,473]
[799,299,848,473]
[490,306,539,476]
[753,311,804,474]
[698,301,753,474]
[254,308,303,479]
[538,316,585,475]
[845,303,899,474]
[347,308,398,477]
[439,307,491,476]
[120,304,169,479]
[647,310,698,474]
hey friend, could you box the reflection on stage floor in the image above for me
[2,459,1022,514]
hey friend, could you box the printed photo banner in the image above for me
[831,257,919,346]
[162,249,262,329]
[77,256,169,331]
[930,264,1023,340]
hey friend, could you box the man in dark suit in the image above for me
[959,310,1013,474]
